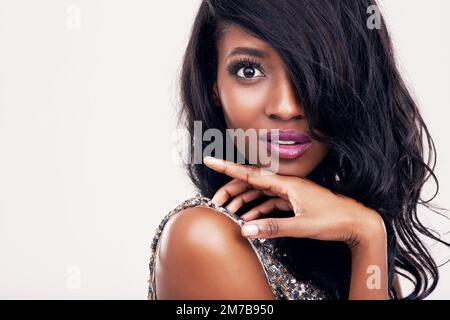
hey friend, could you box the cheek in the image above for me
[219,79,269,129]
[309,141,329,166]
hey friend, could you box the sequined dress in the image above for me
[147,195,329,300]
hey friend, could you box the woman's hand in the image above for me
[204,156,389,299]
[204,156,386,249]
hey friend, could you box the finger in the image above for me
[241,217,301,239]
[261,189,277,197]
[211,179,251,206]
[225,189,263,214]
[204,157,291,200]
[240,198,292,221]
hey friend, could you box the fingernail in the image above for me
[204,156,219,164]
[242,224,259,237]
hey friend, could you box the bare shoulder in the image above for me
[155,206,275,300]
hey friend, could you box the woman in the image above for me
[147,0,448,300]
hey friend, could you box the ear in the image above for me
[212,82,221,107]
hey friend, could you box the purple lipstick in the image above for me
[264,130,312,160]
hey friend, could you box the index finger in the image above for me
[203,156,290,200]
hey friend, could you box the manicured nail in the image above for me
[204,156,219,164]
[242,224,259,237]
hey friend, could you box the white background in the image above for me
[0,0,449,299]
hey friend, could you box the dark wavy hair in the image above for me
[177,0,449,299]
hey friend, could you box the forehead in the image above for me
[216,24,278,62]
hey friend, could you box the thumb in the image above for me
[241,217,299,239]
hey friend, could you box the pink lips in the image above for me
[264,130,312,160]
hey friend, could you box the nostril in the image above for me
[269,114,280,120]
[269,114,305,121]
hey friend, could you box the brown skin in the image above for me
[155,206,275,299]
[204,158,389,300]
[213,25,328,176]
[156,24,392,300]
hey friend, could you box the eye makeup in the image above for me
[226,57,266,81]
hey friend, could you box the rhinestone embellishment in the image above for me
[147,194,328,300]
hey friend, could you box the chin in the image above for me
[264,158,316,178]
[243,141,328,177]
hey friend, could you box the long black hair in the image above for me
[177,0,449,299]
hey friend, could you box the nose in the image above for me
[264,77,305,121]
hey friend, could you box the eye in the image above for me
[226,58,265,81]
[236,66,264,79]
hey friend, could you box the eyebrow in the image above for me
[227,47,269,59]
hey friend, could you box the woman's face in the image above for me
[214,24,328,177]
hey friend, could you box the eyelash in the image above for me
[226,58,266,81]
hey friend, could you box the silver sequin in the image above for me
[147,195,328,300]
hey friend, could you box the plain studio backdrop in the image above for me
[0,0,449,299]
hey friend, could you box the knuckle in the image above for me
[222,188,232,198]
[263,218,279,237]
[223,166,232,176]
